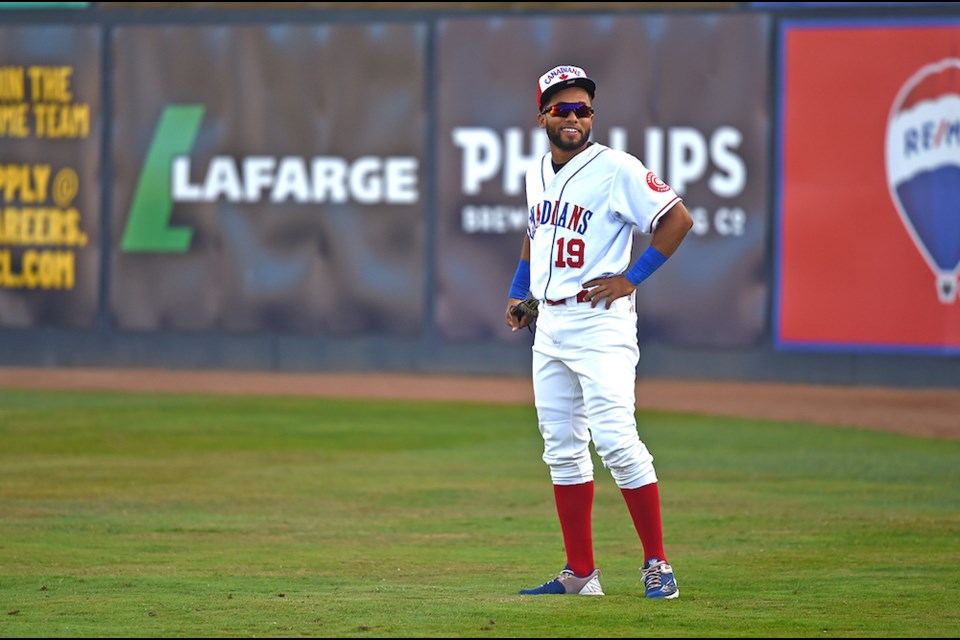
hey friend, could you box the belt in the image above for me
[544,290,590,306]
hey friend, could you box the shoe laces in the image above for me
[643,562,665,589]
[530,569,574,590]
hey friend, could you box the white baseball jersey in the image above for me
[525,142,681,301]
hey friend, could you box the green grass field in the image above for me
[1,388,958,638]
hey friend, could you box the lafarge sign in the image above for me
[109,25,427,335]
[120,105,418,254]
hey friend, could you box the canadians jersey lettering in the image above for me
[525,142,681,301]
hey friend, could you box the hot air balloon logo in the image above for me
[885,58,960,304]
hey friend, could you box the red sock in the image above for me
[620,482,667,563]
[553,481,595,577]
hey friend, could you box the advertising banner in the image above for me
[435,14,770,345]
[111,25,426,335]
[776,20,960,354]
[0,26,100,328]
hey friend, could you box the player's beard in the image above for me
[546,121,592,152]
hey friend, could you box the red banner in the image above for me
[776,20,960,354]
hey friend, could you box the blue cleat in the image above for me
[519,567,604,595]
[642,558,679,599]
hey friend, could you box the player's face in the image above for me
[540,87,593,152]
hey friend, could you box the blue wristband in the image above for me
[509,259,530,299]
[625,246,667,286]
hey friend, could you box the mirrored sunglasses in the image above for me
[540,102,595,118]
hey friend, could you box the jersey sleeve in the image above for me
[609,153,682,234]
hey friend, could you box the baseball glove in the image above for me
[510,295,540,325]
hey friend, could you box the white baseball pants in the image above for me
[531,293,658,490]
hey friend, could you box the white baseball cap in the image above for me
[536,65,596,110]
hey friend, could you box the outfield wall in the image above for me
[0,3,958,388]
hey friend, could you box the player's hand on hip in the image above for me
[583,275,636,309]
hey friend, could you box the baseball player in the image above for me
[505,64,693,599]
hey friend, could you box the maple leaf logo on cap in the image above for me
[536,65,596,109]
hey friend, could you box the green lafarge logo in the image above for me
[121,105,204,253]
